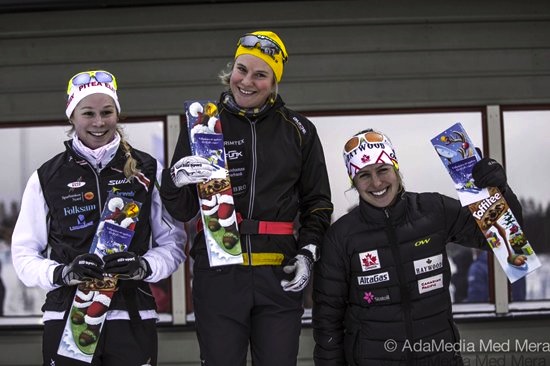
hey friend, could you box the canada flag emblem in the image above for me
[359,250,381,272]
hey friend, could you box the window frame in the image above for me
[2,105,549,328]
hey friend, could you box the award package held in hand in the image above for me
[185,100,243,267]
[58,192,142,363]
[431,122,540,283]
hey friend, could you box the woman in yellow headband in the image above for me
[161,30,333,366]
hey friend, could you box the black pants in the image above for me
[43,318,158,366]
[192,260,304,366]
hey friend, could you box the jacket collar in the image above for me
[358,190,407,225]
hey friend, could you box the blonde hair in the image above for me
[117,127,141,180]
[218,62,232,86]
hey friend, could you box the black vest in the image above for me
[37,140,157,313]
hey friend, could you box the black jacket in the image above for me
[161,94,333,265]
[313,188,522,366]
[37,141,157,313]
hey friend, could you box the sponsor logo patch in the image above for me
[62,193,83,202]
[108,178,131,186]
[63,204,97,217]
[418,273,444,294]
[226,150,243,160]
[363,289,391,304]
[357,271,390,286]
[68,214,94,231]
[414,254,443,275]
[112,188,135,198]
[67,179,86,189]
[359,250,381,272]
[414,237,431,247]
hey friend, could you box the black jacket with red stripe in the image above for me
[160,94,333,264]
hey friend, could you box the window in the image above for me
[309,110,486,306]
[2,107,547,325]
[503,109,550,302]
[0,120,171,321]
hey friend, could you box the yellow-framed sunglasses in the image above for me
[66,70,117,94]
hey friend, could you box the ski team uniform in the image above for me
[161,93,333,366]
[313,188,523,366]
[12,140,186,365]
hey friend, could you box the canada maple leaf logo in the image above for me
[361,155,371,163]
[362,253,378,267]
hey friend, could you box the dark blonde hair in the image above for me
[118,127,141,180]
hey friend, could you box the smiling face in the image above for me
[353,163,400,208]
[71,93,118,149]
[229,54,276,109]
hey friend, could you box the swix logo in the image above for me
[226,150,243,160]
[414,237,431,247]
[359,250,380,271]
[108,178,131,186]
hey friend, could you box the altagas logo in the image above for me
[472,192,502,220]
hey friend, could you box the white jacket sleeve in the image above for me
[142,161,187,283]
[11,171,61,291]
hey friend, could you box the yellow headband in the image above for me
[234,31,288,82]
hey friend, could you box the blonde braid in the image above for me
[117,128,141,180]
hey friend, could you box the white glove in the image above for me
[281,244,318,292]
[170,156,214,187]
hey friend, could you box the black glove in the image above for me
[53,253,104,286]
[103,252,151,280]
[472,157,507,190]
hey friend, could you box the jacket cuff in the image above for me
[52,264,65,286]
[298,244,319,262]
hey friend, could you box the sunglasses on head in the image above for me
[238,34,288,63]
[344,131,385,153]
[67,70,117,94]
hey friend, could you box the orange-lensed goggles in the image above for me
[344,131,386,153]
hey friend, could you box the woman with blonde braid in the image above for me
[11,70,186,366]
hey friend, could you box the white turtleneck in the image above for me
[71,132,121,171]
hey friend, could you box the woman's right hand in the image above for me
[170,155,214,187]
[53,253,104,286]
